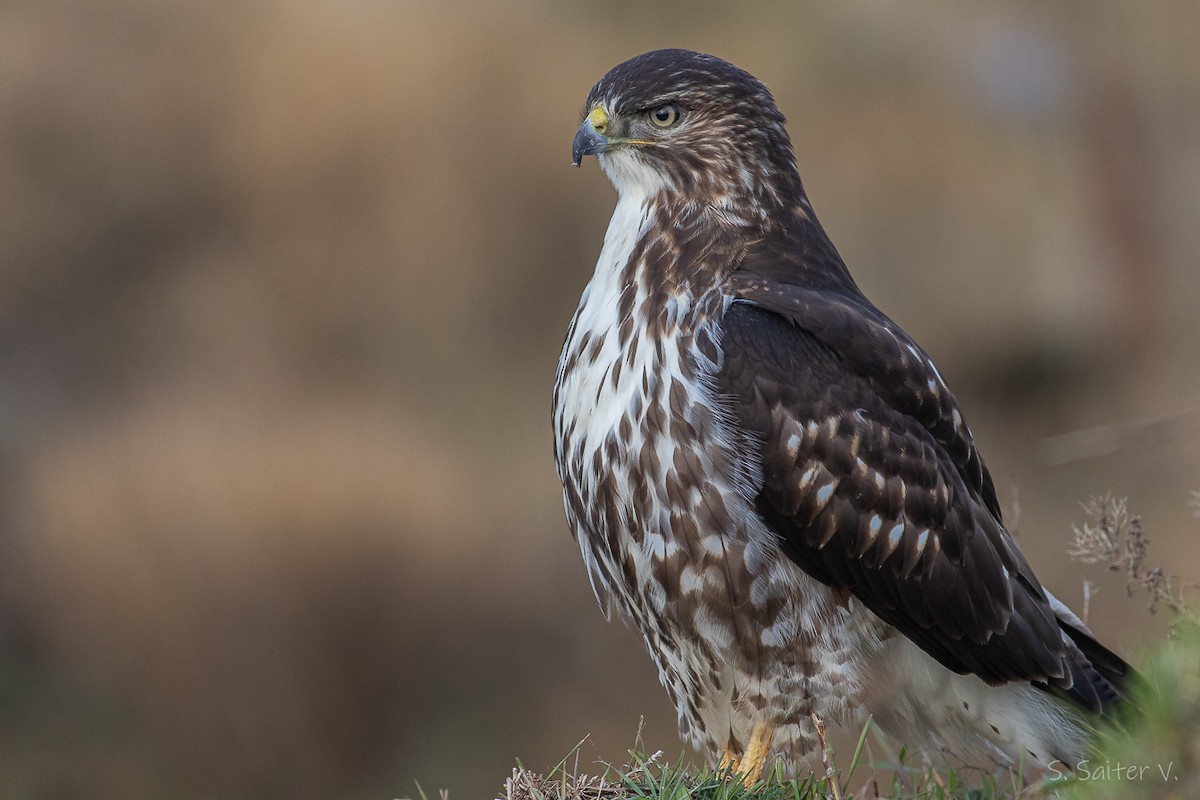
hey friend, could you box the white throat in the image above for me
[598,150,673,199]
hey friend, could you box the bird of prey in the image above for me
[552,49,1129,782]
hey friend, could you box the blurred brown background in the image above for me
[1,1,1197,798]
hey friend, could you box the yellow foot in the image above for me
[720,724,775,784]
[741,724,774,783]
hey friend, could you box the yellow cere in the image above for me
[587,106,609,133]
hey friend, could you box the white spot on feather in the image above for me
[815,481,837,509]
[914,529,930,555]
[799,465,820,490]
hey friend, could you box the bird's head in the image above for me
[573,49,802,210]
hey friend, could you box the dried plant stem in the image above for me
[811,712,841,800]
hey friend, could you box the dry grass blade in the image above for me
[501,766,628,800]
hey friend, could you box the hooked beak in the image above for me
[572,107,610,166]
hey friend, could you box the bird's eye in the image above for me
[648,104,681,128]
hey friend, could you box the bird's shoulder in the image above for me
[725,229,1001,519]
[713,235,1096,702]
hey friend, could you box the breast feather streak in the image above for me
[556,192,653,469]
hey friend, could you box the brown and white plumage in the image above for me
[553,49,1129,778]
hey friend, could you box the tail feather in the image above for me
[1059,619,1131,711]
[1043,589,1134,715]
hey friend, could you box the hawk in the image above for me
[552,49,1129,781]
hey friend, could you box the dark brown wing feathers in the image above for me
[719,246,1127,711]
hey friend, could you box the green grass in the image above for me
[496,726,1034,800]
[488,629,1200,799]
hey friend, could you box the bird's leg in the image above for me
[724,724,772,782]
[718,747,740,773]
